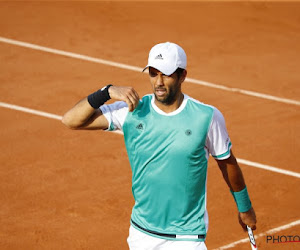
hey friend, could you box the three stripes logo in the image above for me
[136,123,143,130]
[155,54,163,60]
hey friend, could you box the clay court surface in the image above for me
[0,1,299,249]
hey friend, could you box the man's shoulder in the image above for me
[186,96,228,126]
[185,95,216,114]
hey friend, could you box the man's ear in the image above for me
[180,70,187,83]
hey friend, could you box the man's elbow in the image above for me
[61,114,82,129]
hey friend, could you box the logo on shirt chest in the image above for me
[136,123,144,130]
[185,129,192,136]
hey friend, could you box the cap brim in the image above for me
[142,65,176,76]
[142,66,149,72]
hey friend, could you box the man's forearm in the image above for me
[62,97,97,129]
[217,152,252,213]
[62,85,140,130]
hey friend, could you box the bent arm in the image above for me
[62,97,109,130]
[62,85,140,130]
[216,151,257,230]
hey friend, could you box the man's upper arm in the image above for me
[82,101,128,130]
[100,101,129,131]
[216,151,237,167]
[206,107,232,160]
[76,109,109,130]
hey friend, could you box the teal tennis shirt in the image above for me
[100,94,232,241]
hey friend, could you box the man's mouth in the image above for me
[155,88,167,96]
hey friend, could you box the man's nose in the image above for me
[156,74,164,86]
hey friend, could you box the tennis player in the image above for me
[62,42,257,250]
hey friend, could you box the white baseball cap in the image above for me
[143,42,187,76]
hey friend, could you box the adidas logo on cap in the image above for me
[155,54,163,60]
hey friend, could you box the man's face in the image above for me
[149,67,184,105]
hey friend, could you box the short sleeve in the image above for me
[100,101,129,131]
[206,108,232,160]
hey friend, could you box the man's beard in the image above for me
[154,85,179,105]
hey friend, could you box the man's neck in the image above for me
[154,93,184,113]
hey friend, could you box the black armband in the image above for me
[87,84,113,109]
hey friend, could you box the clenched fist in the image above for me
[109,86,140,112]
